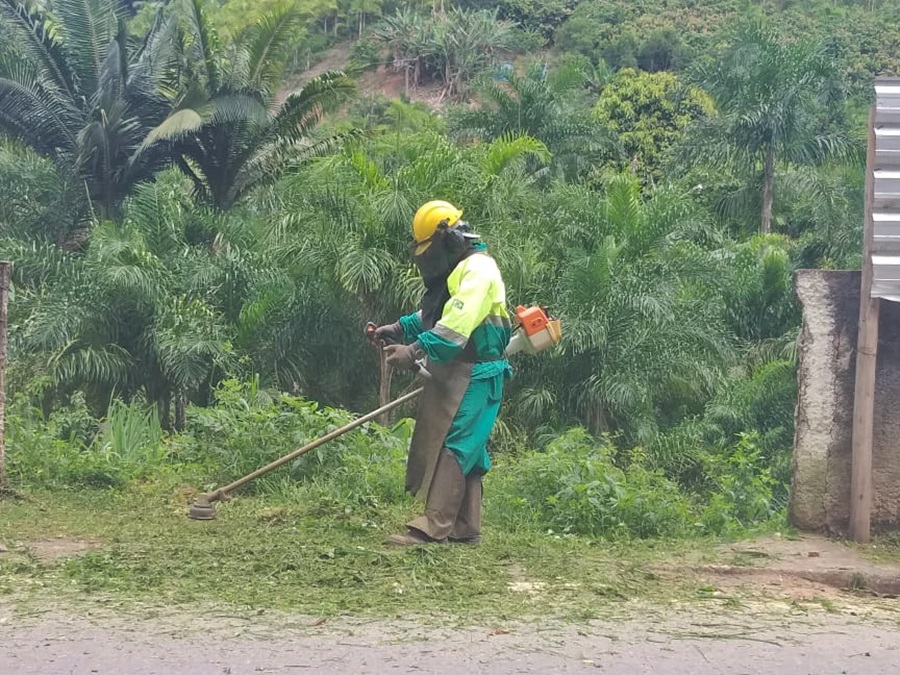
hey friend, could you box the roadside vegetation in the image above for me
[0,0,890,615]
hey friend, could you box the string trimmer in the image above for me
[186,386,424,520]
[186,306,561,520]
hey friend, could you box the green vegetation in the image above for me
[0,384,771,618]
[0,0,888,615]
[0,487,703,621]
[594,68,714,183]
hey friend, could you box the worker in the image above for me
[373,200,511,546]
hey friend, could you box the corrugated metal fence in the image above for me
[873,78,900,301]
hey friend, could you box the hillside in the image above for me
[273,0,900,108]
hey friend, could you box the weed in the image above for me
[848,573,867,592]
[487,429,696,539]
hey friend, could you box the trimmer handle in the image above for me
[414,358,432,380]
[365,322,379,345]
[366,322,430,380]
[365,321,398,346]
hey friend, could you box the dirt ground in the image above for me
[4,533,900,674]
[679,534,900,597]
[279,44,461,109]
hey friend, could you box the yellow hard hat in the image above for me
[412,200,462,255]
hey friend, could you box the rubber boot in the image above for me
[387,448,465,546]
[449,471,482,545]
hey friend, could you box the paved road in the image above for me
[2,604,898,674]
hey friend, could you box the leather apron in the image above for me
[405,348,475,501]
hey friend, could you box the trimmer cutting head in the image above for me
[187,495,217,520]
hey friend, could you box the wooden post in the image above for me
[849,107,879,543]
[377,351,394,427]
[0,261,11,493]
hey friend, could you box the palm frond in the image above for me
[273,71,355,142]
[239,2,306,96]
[180,0,221,91]
[0,63,80,156]
[54,0,120,96]
[233,130,361,206]
[0,0,78,100]
[481,133,550,177]
[50,342,133,388]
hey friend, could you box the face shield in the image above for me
[410,221,479,283]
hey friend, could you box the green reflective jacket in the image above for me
[399,249,512,380]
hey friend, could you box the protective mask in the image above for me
[414,231,455,283]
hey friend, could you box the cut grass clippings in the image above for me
[0,483,706,624]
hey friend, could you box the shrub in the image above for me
[6,395,164,488]
[487,428,695,539]
[8,377,784,540]
[594,69,715,183]
[349,38,383,72]
[172,378,409,496]
[701,432,778,535]
[306,418,413,512]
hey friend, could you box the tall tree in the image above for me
[12,173,244,427]
[0,0,178,219]
[372,7,519,101]
[594,68,713,184]
[265,130,550,408]
[143,0,355,210]
[504,174,732,442]
[679,19,854,234]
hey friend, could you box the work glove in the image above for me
[374,321,403,344]
[383,342,424,370]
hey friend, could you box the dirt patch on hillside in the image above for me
[280,44,450,110]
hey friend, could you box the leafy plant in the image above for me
[97,398,166,469]
[0,0,178,218]
[594,68,714,184]
[372,7,521,100]
[488,428,695,539]
[144,0,356,209]
[173,378,406,489]
[702,432,778,534]
[678,18,858,234]
[449,59,617,180]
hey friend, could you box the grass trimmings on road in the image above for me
[0,485,707,623]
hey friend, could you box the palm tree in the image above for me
[678,19,856,234]
[144,0,355,210]
[371,7,430,95]
[0,0,178,219]
[0,140,84,245]
[261,130,550,411]
[372,7,518,101]
[427,7,518,100]
[449,60,618,180]
[12,173,239,427]
[506,174,732,443]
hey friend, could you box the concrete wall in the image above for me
[791,270,900,534]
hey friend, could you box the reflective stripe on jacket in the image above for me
[400,251,512,375]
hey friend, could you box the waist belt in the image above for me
[454,340,506,364]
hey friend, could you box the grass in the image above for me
[0,482,709,624]
[858,533,900,566]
